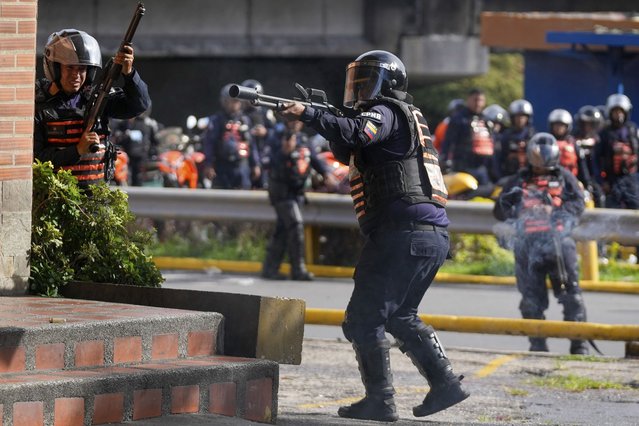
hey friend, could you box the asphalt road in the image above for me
[126,270,639,425]
[160,270,639,358]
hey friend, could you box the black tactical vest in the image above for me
[349,98,448,229]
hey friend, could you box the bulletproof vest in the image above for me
[557,139,579,176]
[604,124,639,176]
[270,146,311,186]
[268,146,312,201]
[501,127,533,176]
[470,115,494,156]
[349,98,448,229]
[520,172,565,234]
[214,114,251,164]
[38,85,108,186]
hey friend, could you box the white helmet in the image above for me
[43,29,102,84]
[548,108,573,133]
[605,93,632,120]
[508,99,533,117]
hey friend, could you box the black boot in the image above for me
[261,231,287,280]
[338,341,399,422]
[288,222,314,281]
[559,292,589,355]
[570,340,589,355]
[529,337,549,352]
[396,324,469,417]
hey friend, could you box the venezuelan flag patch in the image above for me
[364,121,378,140]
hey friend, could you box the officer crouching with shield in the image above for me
[279,50,469,422]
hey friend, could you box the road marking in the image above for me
[297,386,430,409]
[474,354,522,378]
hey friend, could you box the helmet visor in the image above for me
[343,62,389,108]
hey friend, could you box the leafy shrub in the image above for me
[30,161,164,296]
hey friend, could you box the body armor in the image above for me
[557,139,579,176]
[520,174,564,234]
[37,83,109,186]
[349,99,447,228]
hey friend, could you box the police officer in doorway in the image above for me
[261,127,333,281]
[279,50,469,422]
[494,133,589,355]
[34,29,151,188]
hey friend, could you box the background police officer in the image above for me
[34,29,151,188]
[240,79,279,188]
[493,99,535,181]
[279,50,469,422]
[202,84,261,189]
[261,127,332,281]
[494,133,589,355]
[440,88,495,184]
[594,93,639,209]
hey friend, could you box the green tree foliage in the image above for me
[30,161,164,296]
[411,53,524,127]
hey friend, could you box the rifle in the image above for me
[229,83,344,117]
[84,2,145,181]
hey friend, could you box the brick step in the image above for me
[0,354,278,425]
[0,297,223,373]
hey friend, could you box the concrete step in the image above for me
[0,354,278,425]
[0,297,279,425]
[0,297,223,373]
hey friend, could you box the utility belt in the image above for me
[385,220,446,232]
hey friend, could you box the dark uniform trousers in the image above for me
[514,234,583,322]
[343,224,449,348]
[263,197,306,277]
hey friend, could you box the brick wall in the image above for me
[0,0,37,294]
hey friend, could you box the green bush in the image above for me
[30,161,164,296]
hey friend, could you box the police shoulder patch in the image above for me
[359,111,382,121]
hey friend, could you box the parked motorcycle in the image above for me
[148,125,205,189]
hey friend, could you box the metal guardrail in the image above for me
[123,187,639,245]
[305,308,639,342]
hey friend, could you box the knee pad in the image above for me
[559,292,587,322]
[519,298,544,320]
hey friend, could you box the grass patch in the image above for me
[504,387,529,397]
[531,374,629,392]
[557,355,616,363]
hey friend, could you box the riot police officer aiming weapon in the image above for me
[84,2,145,178]
[229,83,344,117]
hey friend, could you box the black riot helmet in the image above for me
[343,50,407,109]
[576,105,603,124]
[43,29,102,85]
[241,79,264,94]
[527,132,559,172]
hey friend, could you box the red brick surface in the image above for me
[114,336,142,364]
[54,397,84,426]
[93,393,124,425]
[0,346,25,372]
[152,334,179,360]
[244,377,274,423]
[133,389,163,420]
[13,401,44,426]
[188,330,216,356]
[209,382,237,417]
[36,343,65,370]
[74,340,104,367]
[171,385,200,414]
